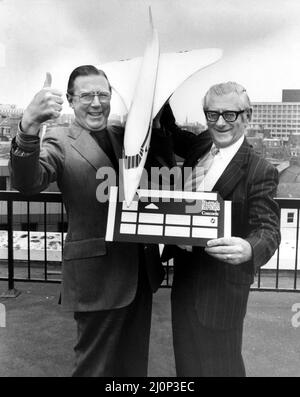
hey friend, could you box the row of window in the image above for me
[253,114,300,116]
[252,122,300,125]
[253,105,300,110]
[253,118,300,121]
[251,121,300,124]
[254,111,300,114]
[253,119,300,122]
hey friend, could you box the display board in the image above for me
[105,187,231,247]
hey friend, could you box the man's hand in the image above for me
[21,72,64,135]
[205,237,252,265]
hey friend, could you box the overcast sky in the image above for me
[1,0,300,122]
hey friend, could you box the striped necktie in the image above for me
[184,145,219,191]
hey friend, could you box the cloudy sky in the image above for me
[1,0,300,122]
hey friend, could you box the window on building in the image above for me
[0,223,8,230]
[287,212,295,223]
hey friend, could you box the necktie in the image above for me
[184,145,219,191]
[90,129,119,170]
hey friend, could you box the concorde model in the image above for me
[101,10,223,206]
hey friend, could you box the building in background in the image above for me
[0,104,23,141]
[179,116,206,135]
[249,89,300,142]
[244,90,300,197]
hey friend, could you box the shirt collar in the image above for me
[215,135,245,159]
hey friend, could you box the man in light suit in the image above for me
[161,82,281,377]
[9,65,173,377]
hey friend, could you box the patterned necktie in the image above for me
[184,145,219,191]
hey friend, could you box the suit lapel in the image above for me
[68,122,113,171]
[181,137,250,198]
[213,140,250,198]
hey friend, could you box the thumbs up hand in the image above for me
[21,72,64,135]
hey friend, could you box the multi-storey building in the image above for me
[249,90,300,142]
[250,102,300,142]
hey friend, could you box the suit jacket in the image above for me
[165,128,281,329]
[9,121,172,312]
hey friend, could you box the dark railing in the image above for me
[0,192,299,294]
[0,191,64,295]
[251,198,300,293]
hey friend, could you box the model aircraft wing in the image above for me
[153,48,222,116]
[101,47,223,117]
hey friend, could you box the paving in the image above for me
[0,280,300,377]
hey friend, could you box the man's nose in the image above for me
[215,114,226,127]
[91,95,102,107]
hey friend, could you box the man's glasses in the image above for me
[204,110,245,123]
[70,91,111,105]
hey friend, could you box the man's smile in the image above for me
[215,128,231,133]
[88,112,103,117]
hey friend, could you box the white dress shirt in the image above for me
[196,135,245,192]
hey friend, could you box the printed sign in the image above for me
[105,187,231,246]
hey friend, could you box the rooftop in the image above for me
[0,280,299,377]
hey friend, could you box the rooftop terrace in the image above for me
[0,281,299,377]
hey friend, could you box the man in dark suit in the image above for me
[162,82,281,377]
[9,65,173,377]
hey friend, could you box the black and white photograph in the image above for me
[0,0,300,380]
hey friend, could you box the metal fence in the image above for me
[252,198,300,293]
[0,191,299,294]
[0,191,64,293]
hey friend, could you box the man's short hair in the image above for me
[67,65,112,95]
[203,82,251,110]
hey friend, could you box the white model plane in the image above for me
[101,10,223,206]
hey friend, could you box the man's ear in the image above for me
[66,93,74,108]
[246,108,252,122]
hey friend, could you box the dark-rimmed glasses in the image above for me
[69,91,111,105]
[204,110,245,123]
